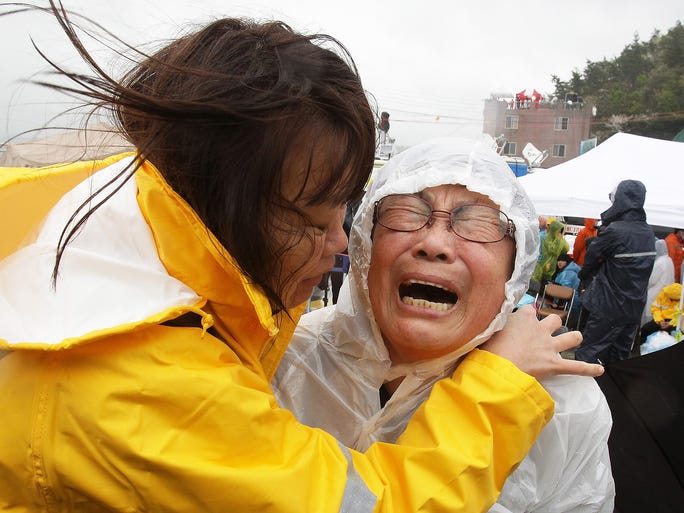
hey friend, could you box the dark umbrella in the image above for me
[596,341,684,512]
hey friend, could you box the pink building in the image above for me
[482,92,593,168]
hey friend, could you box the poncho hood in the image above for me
[327,137,539,405]
[547,220,565,237]
[0,155,296,379]
[663,283,682,301]
[602,179,647,225]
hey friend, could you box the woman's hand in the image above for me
[480,305,604,378]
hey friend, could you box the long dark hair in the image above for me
[9,1,375,311]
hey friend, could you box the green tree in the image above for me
[552,21,684,140]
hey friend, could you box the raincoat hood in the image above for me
[337,137,539,377]
[602,179,647,225]
[663,283,682,301]
[547,220,565,238]
[0,154,295,379]
[656,238,669,258]
[584,217,598,230]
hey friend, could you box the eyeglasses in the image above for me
[373,194,516,243]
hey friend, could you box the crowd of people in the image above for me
[528,191,682,365]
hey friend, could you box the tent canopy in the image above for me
[518,133,684,228]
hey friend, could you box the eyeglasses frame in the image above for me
[372,194,516,244]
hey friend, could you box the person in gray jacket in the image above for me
[575,179,656,364]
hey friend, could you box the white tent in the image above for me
[518,132,684,228]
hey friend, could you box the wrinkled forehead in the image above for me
[417,184,502,209]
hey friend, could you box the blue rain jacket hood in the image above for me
[602,179,647,226]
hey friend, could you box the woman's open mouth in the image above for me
[399,279,458,311]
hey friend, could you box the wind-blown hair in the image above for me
[16,2,376,311]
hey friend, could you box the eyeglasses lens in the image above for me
[376,195,512,243]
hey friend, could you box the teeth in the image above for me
[401,296,453,311]
[400,279,455,311]
[404,279,452,292]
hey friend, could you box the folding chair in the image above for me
[535,283,576,326]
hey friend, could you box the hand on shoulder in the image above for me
[481,305,604,379]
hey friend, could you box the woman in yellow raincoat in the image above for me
[639,282,682,344]
[0,3,603,512]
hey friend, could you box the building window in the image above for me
[553,144,566,157]
[503,142,517,155]
[554,117,569,130]
[505,115,519,129]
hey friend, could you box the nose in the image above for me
[414,212,457,262]
[325,208,349,256]
[328,225,348,255]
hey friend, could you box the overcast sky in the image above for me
[0,0,682,146]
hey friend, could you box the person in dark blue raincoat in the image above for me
[574,180,656,364]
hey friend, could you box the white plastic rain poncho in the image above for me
[641,239,675,326]
[273,137,614,512]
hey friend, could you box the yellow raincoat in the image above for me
[650,283,682,324]
[0,154,553,512]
